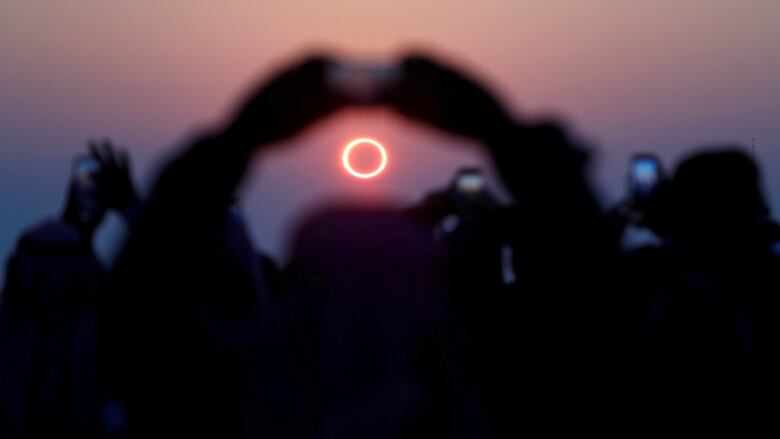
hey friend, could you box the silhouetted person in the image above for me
[8,37,780,438]
[388,54,626,436]
[100,57,349,438]
[274,207,487,438]
[0,140,138,439]
[627,149,779,436]
[99,51,660,438]
[406,169,526,433]
[608,153,668,251]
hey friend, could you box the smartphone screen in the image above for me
[631,155,661,199]
[456,170,485,194]
[73,155,101,190]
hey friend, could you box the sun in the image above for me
[341,137,388,179]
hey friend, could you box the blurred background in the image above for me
[1,0,779,285]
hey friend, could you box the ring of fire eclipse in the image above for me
[342,138,388,179]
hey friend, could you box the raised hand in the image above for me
[224,56,346,150]
[87,139,139,217]
[61,140,138,234]
[387,53,517,143]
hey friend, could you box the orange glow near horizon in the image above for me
[342,137,388,179]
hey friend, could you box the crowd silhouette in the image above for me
[1,52,779,438]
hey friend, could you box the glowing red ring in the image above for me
[341,138,388,179]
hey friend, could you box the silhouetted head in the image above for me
[668,148,768,250]
[284,205,445,331]
[282,206,448,427]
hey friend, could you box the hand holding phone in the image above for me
[630,154,663,201]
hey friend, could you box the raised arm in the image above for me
[101,55,345,436]
[387,54,613,250]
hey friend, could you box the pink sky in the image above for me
[1,0,780,270]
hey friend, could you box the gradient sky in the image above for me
[2,0,780,286]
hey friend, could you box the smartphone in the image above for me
[455,168,485,194]
[326,61,401,104]
[70,155,105,225]
[630,154,662,200]
[73,155,102,190]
